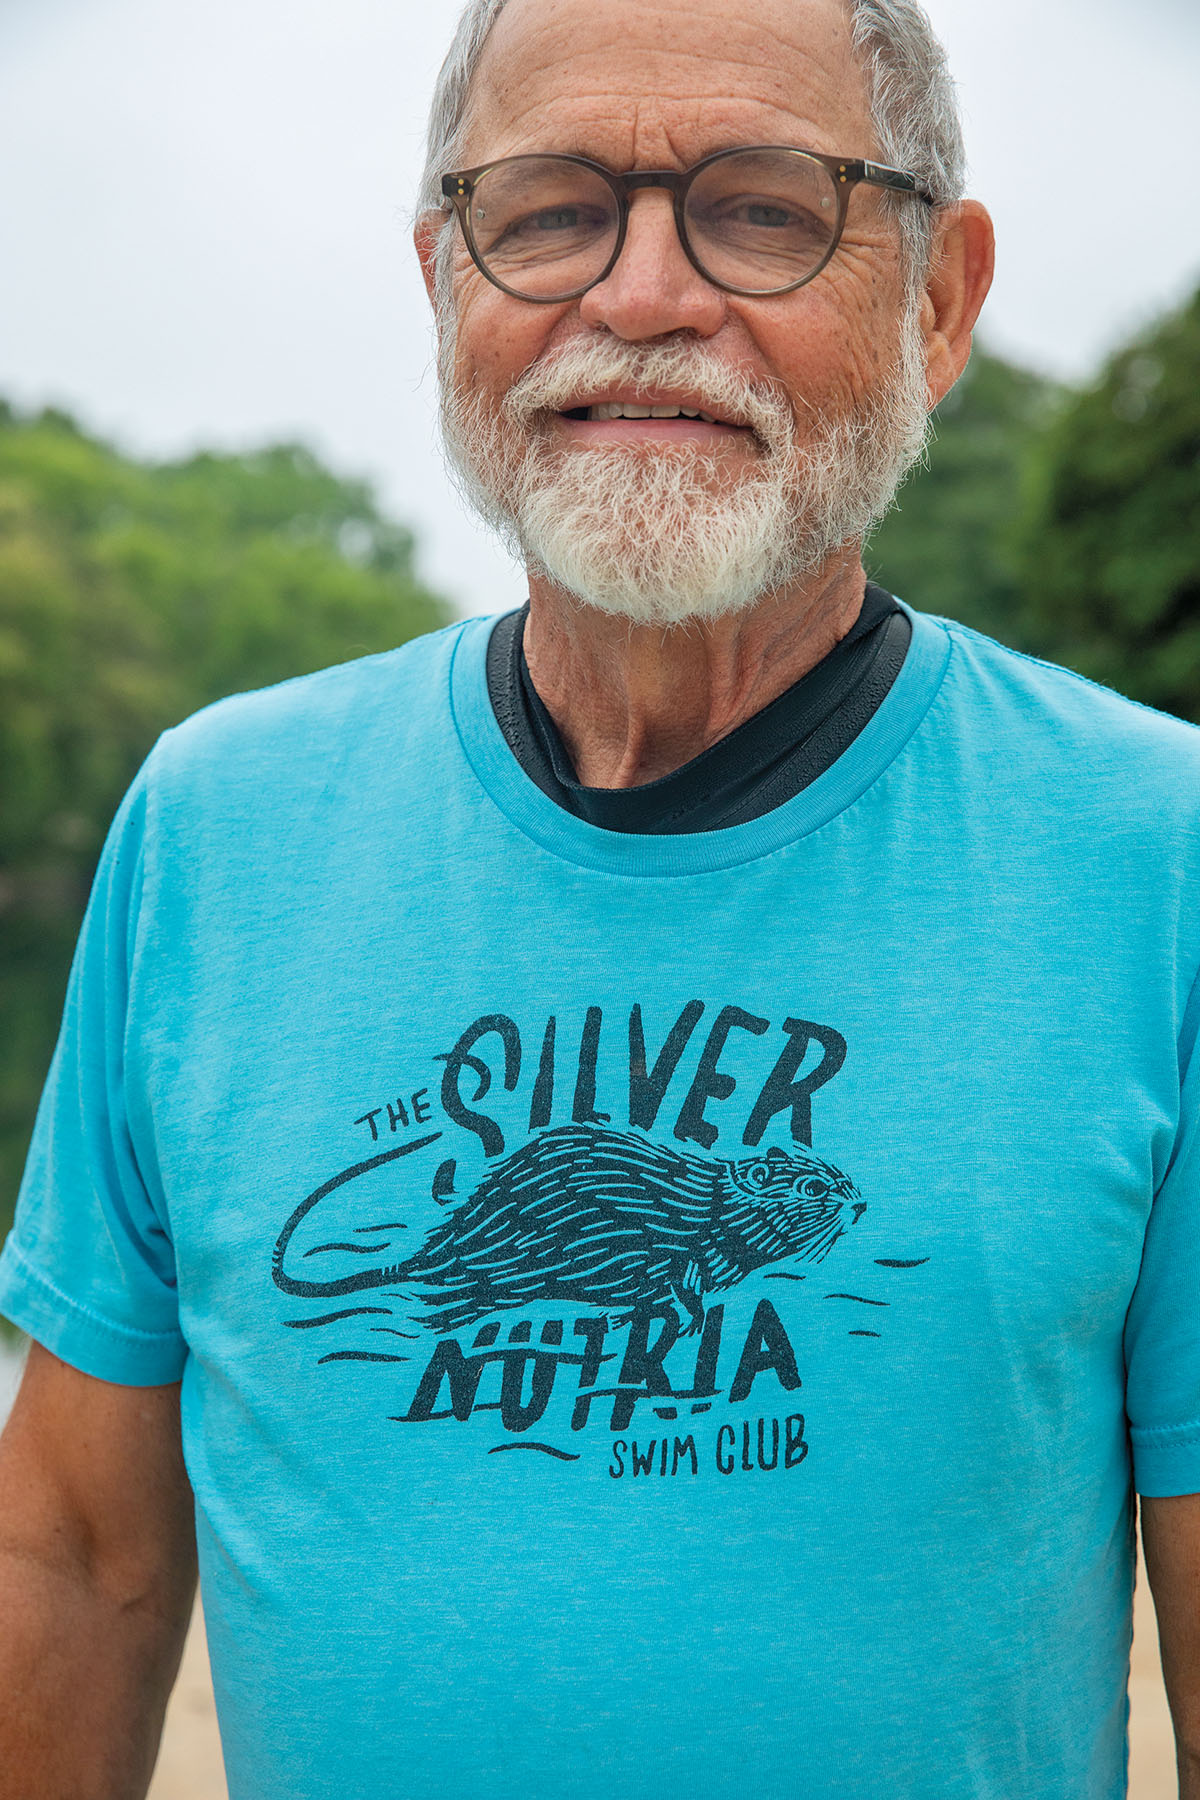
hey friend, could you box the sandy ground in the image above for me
[1128,1550,1179,1799]
[148,1547,1180,1800]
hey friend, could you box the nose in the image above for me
[578,189,727,342]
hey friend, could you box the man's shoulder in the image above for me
[933,612,1200,786]
[150,619,476,788]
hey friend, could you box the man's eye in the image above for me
[497,204,609,240]
[740,201,797,229]
[693,193,830,255]
[533,207,584,231]
[711,194,805,228]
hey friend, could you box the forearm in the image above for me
[0,1533,195,1800]
[1181,1749,1200,1800]
[1142,1493,1200,1800]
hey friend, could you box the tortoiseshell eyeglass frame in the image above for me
[440,145,937,301]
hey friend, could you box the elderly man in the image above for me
[2,0,1199,1795]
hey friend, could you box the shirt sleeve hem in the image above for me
[1132,1421,1200,1497]
[0,1238,187,1387]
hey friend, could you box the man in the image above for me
[1,0,1198,1794]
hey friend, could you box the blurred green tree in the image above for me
[0,405,449,1235]
[866,347,1065,640]
[1013,289,1200,719]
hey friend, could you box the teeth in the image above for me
[585,402,711,422]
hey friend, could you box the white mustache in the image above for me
[502,334,795,452]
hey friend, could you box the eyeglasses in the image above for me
[441,146,935,303]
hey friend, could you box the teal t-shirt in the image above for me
[4,605,1200,1799]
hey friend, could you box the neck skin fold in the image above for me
[521,543,868,788]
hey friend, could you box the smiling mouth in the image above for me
[561,401,739,426]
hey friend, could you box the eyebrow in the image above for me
[511,139,829,172]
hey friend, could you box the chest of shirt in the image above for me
[129,797,1172,1485]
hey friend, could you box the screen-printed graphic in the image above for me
[275,1123,863,1332]
[272,1000,927,1470]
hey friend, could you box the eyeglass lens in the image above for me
[466,149,842,299]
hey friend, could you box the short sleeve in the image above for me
[1126,967,1200,1495]
[0,761,186,1384]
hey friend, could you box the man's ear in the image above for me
[414,210,447,310]
[920,199,996,408]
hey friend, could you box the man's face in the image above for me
[430,0,932,624]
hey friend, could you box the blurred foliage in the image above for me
[1011,288,1200,716]
[0,405,448,1238]
[867,349,1066,639]
[869,288,1200,723]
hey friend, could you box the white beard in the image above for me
[439,313,931,628]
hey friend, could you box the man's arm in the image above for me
[1142,1493,1200,1799]
[0,1340,197,1800]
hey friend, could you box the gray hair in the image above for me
[419,0,966,309]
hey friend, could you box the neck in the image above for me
[522,548,868,788]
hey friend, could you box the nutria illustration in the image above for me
[274,1123,863,1334]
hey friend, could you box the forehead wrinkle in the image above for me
[485,0,857,76]
[464,0,875,166]
[467,86,877,173]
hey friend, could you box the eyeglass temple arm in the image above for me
[855,159,937,206]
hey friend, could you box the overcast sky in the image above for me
[2,0,1198,615]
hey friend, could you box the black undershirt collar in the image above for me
[485,582,910,835]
